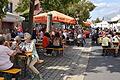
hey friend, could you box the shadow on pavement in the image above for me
[85,56,120,73]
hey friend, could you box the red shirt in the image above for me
[42,36,49,48]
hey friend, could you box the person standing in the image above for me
[102,34,110,55]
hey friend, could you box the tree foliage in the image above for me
[16,0,96,24]
[41,0,96,22]
[0,0,8,19]
[15,0,29,13]
[93,18,102,23]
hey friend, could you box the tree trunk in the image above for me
[0,19,2,34]
[28,0,35,33]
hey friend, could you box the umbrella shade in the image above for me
[33,11,76,24]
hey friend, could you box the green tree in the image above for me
[93,18,102,23]
[15,0,35,33]
[41,0,95,25]
[0,0,8,19]
[16,0,95,26]
[66,0,95,22]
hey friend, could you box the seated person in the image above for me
[0,36,20,80]
[4,40,10,48]
[0,36,17,70]
[42,32,52,55]
[11,36,23,50]
[21,33,43,79]
[53,32,62,48]
[42,32,50,48]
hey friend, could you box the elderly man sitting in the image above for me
[0,36,18,80]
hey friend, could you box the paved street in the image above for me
[37,45,90,80]
[84,46,120,80]
[84,56,120,80]
[36,39,120,80]
[36,39,91,80]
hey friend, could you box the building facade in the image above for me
[0,0,22,33]
[5,0,20,14]
[0,0,41,33]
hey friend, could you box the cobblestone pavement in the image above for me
[36,39,91,80]
[36,38,120,80]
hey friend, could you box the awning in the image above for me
[83,21,92,27]
[2,12,25,22]
[33,11,76,24]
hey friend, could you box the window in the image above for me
[5,2,13,13]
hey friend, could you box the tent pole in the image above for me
[46,13,52,32]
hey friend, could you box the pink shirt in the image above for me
[0,45,14,70]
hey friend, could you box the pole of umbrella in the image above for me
[46,13,52,32]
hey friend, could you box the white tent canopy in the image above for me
[94,21,109,28]
[2,12,25,22]
[111,15,120,22]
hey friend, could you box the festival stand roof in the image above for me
[33,11,76,25]
[3,12,25,22]
[83,21,92,27]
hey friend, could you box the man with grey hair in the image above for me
[0,36,18,80]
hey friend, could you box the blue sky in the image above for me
[90,0,120,20]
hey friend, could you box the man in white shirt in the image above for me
[0,36,16,70]
[63,31,67,39]
[40,31,44,40]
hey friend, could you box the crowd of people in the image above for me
[91,28,120,55]
[0,25,90,79]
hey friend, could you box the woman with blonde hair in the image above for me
[22,33,43,79]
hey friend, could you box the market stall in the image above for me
[33,11,76,25]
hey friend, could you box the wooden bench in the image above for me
[35,44,45,53]
[0,77,4,80]
[46,48,64,56]
[35,43,42,48]
[36,46,43,49]
[17,52,32,73]
[0,68,21,74]
[35,44,64,56]
[17,51,32,58]
[0,68,21,79]
[103,48,119,56]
